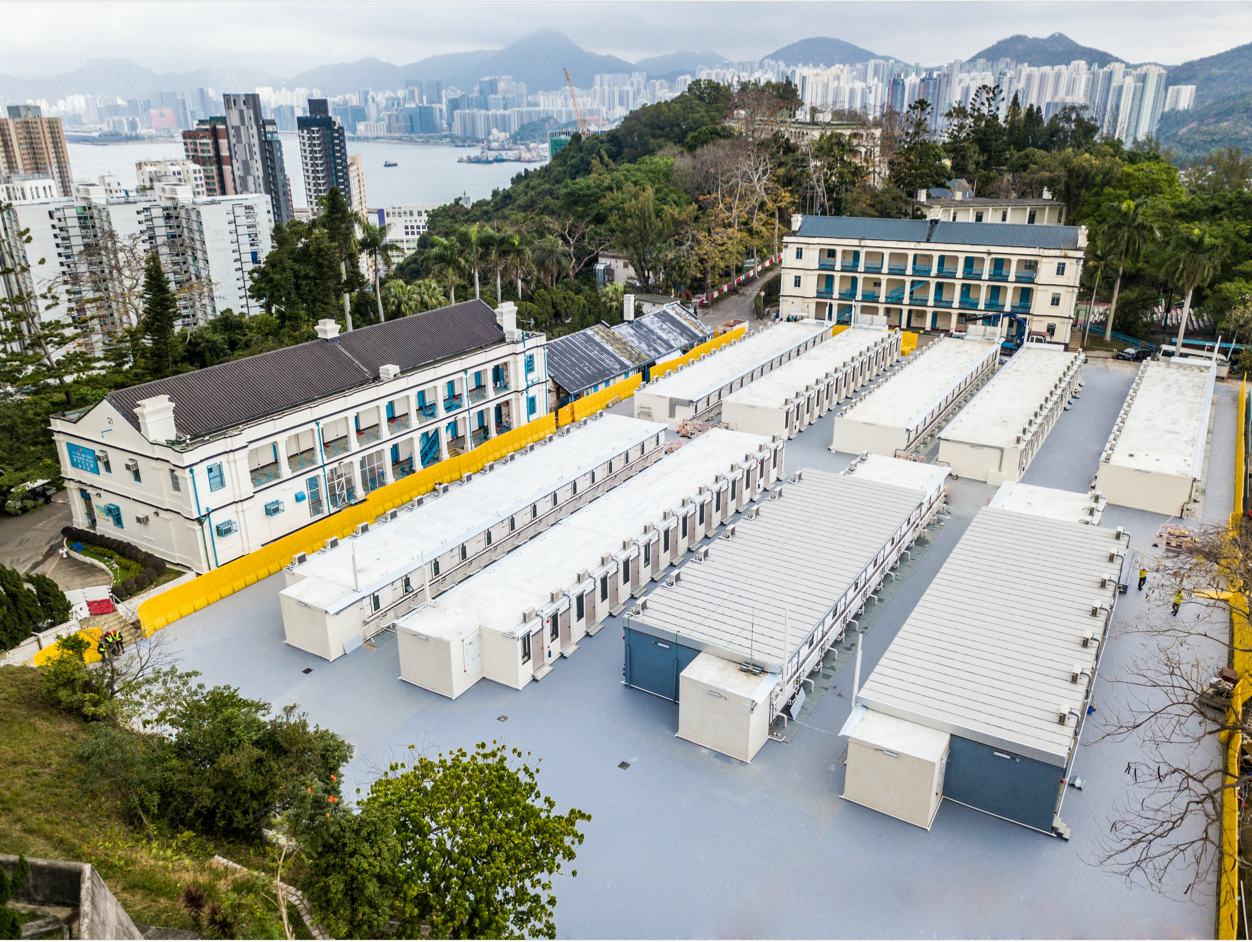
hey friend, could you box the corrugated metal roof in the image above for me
[858,506,1122,767]
[638,470,931,666]
[611,304,710,361]
[106,299,507,440]
[793,216,1083,250]
[545,324,646,395]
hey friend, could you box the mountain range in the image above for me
[966,32,1126,68]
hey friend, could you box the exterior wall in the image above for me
[780,224,1084,344]
[280,594,361,661]
[942,734,1065,833]
[676,659,772,763]
[52,334,550,573]
[479,626,526,690]
[1094,463,1195,516]
[396,626,482,700]
[924,201,1066,225]
[844,734,946,830]
[381,204,436,257]
[830,418,909,457]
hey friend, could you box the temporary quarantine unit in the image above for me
[279,414,667,660]
[987,480,1106,526]
[624,454,949,762]
[633,320,831,429]
[394,428,784,699]
[721,326,901,439]
[830,337,999,456]
[844,488,1128,835]
[937,345,1084,483]
[1094,359,1216,516]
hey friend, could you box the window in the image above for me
[525,354,535,374]
[794,246,803,259]
[663,528,670,552]
[509,515,516,531]
[486,528,493,546]
[576,593,585,621]
[1047,322,1056,336]
[698,502,705,525]
[130,464,142,484]
[1056,262,1067,276]
[793,275,801,288]
[527,395,536,416]
[532,504,537,519]
[730,480,736,501]
[553,492,559,507]
[681,514,688,538]
[572,480,577,496]
[600,575,608,601]
[644,543,650,566]
[622,558,632,585]
[100,452,112,474]
[1000,210,1008,222]
[433,559,440,576]
[460,544,467,561]
[549,616,558,641]
[522,633,532,663]
[306,477,323,516]
[975,211,984,223]
[715,491,721,512]
[1051,293,1061,307]
[169,469,180,492]
[207,463,225,491]
[1027,210,1037,224]
[404,575,412,593]
[371,594,381,613]
[950,210,957,221]
[360,450,386,493]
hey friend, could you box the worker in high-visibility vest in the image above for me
[1172,591,1184,616]
[1138,567,1148,591]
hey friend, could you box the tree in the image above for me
[421,234,468,304]
[0,854,30,938]
[1099,197,1160,341]
[1081,234,1113,348]
[299,797,400,939]
[358,220,403,321]
[608,184,695,289]
[314,187,361,331]
[459,223,492,301]
[887,100,948,215]
[366,742,589,940]
[528,234,572,288]
[1164,224,1227,348]
[138,252,180,379]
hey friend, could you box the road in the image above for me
[0,490,109,590]
[694,269,776,335]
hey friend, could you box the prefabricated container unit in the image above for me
[633,320,831,429]
[625,458,950,762]
[279,413,667,661]
[937,346,1083,484]
[721,327,901,439]
[848,499,1129,836]
[1094,359,1216,516]
[831,338,999,457]
[394,428,783,698]
[987,480,1106,526]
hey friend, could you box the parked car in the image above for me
[1117,347,1152,361]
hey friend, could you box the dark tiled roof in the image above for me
[107,299,506,440]
[792,216,1083,250]
[611,305,710,361]
[545,324,646,395]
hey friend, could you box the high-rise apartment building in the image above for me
[136,160,207,198]
[297,99,352,212]
[0,105,73,197]
[223,93,293,225]
[347,154,367,217]
[182,117,235,197]
[1164,85,1197,113]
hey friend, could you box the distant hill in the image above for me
[763,37,889,66]
[633,50,725,77]
[286,57,408,95]
[967,32,1123,67]
[1167,40,1252,108]
[1158,90,1252,161]
[0,58,280,103]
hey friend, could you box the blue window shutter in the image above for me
[391,445,399,463]
[386,401,395,419]
[354,415,360,431]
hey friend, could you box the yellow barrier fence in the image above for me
[1220,377,1248,939]
[900,331,919,355]
[649,324,747,382]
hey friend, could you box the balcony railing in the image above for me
[443,394,463,412]
[937,267,957,277]
[988,271,1009,282]
[417,402,436,418]
[909,296,930,307]
[250,461,280,488]
[1011,302,1032,313]
[841,262,860,271]
[963,269,983,280]
[861,291,880,303]
[468,385,487,404]
[933,298,954,308]
[887,264,907,275]
[387,414,412,433]
[984,301,1005,312]
[288,449,316,473]
[885,289,905,303]
[497,420,513,434]
[912,266,932,276]
[323,437,349,459]
[493,379,510,392]
[959,298,980,310]
[356,425,381,445]
[1015,272,1037,283]
[838,289,857,300]
[471,427,490,447]
[815,287,834,299]
[863,263,883,274]
[818,259,837,270]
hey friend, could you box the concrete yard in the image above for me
[157,357,1226,938]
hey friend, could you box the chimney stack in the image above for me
[315,319,340,341]
[917,189,928,203]
[623,293,636,321]
[496,300,518,335]
[135,395,177,443]
[790,214,802,232]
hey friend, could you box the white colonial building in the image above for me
[780,215,1087,345]
[50,301,550,573]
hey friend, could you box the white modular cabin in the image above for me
[721,327,901,439]
[830,338,999,457]
[633,321,831,429]
[847,494,1128,835]
[937,346,1083,484]
[1093,359,1216,516]
[987,480,1106,526]
[395,428,784,698]
[626,457,950,762]
[280,414,666,660]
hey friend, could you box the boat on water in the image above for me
[383,160,398,167]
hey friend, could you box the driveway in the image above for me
[0,491,109,590]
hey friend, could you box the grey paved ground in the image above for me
[158,360,1228,938]
[0,491,109,589]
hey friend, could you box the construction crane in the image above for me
[563,68,589,136]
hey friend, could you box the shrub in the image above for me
[134,574,150,591]
[119,578,136,598]
[143,567,158,584]
[28,572,72,626]
[40,633,113,720]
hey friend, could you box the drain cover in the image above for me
[301,668,313,674]
[618,761,631,770]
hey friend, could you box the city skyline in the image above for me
[3,1,1250,79]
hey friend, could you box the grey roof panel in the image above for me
[612,305,710,360]
[793,216,1083,250]
[545,324,640,395]
[335,299,505,377]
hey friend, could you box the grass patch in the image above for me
[72,545,183,592]
[0,666,295,937]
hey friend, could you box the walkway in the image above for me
[0,491,110,591]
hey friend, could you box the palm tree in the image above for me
[358,221,403,322]
[505,230,531,298]
[1164,225,1226,349]
[483,228,510,303]
[421,234,468,305]
[529,235,572,288]
[458,223,492,300]
[1081,235,1112,349]
[1099,197,1160,342]
[410,279,447,313]
[382,280,419,320]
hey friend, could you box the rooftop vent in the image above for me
[315,318,340,341]
[379,363,400,381]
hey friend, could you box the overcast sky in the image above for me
[5,1,1249,77]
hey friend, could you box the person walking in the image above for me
[1138,567,1148,591]
[1172,590,1184,616]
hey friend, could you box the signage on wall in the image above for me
[66,443,99,474]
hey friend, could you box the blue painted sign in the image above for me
[66,442,99,474]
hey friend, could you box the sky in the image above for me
[4,0,1250,77]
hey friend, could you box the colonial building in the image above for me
[50,301,549,573]
[780,215,1087,344]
